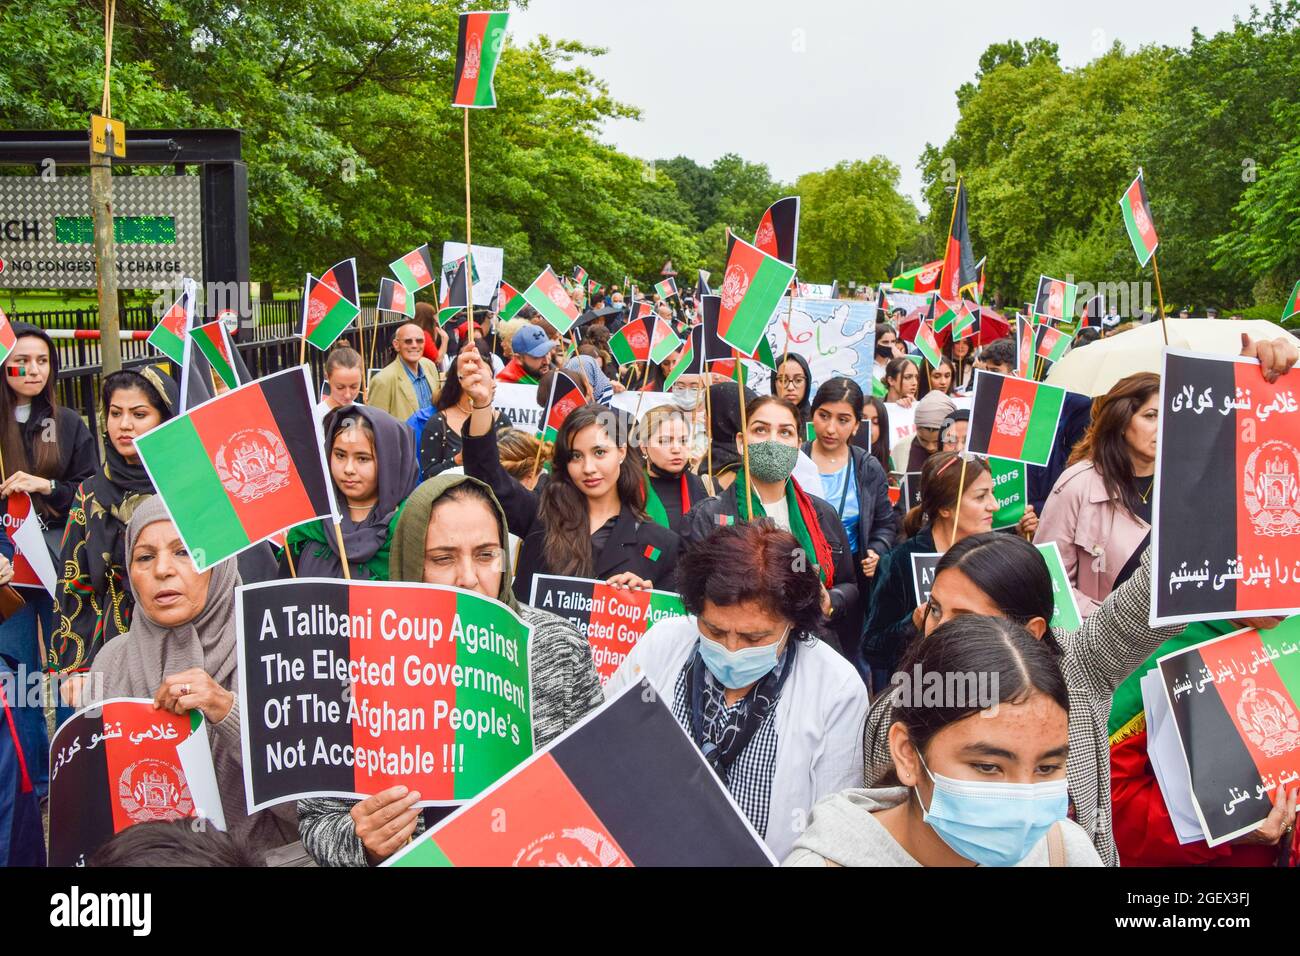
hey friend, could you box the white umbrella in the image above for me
[1044,319,1294,396]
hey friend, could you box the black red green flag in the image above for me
[753,196,800,265]
[320,257,359,309]
[146,277,195,365]
[539,370,586,442]
[1032,275,1077,324]
[495,280,523,320]
[390,244,435,293]
[384,680,775,866]
[452,11,510,108]
[1282,280,1300,323]
[1156,617,1300,845]
[377,277,415,318]
[1016,314,1035,378]
[1152,350,1300,625]
[1034,324,1071,364]
[438,258,469,325]
[938,180,978,301]
[966,370,1066,466]
[1081,293,1105,329]
[133,366,337,571]
[655,277,679,300]
[191,320,242,390]
[875,287,891,319]
[301,272,361,351]
[890,260,942,294]
[1120,171,1159,267]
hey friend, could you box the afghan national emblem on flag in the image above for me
[302,273,361,351]
[539,370,586,442]
[1033,275,1077,325]
[655,277,679,300]
[890,260,943,294]
[377,277,415,318]
[966,370,1066,467]
[1120,171,1159,267]
[753,196,800,265]
[1034,324,1071,365]
[522,265,581,335]
[452,11,510,108]
[148,278,197,365]
[914,319,943,368]
[133,366,337,571]
[390,244,435,294]
[716,232,797,359]
[319,258,359,310]
[932,298,961,334]
[496,280,523,320]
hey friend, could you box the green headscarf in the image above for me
[387,473,521,612]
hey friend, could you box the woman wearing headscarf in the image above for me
[701,381,757,491]
[86,498,298,856]
[297,474,604,866]
[53,365,178,688]
[565,354,614,405]
[284,404,417,580]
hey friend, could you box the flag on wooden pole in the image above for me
[452,11,510,108]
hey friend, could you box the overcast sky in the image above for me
[510,0,1260,209]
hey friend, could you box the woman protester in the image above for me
[318,345,363,422]
[1035,372,1158,616]
[682,395,860,658]
[918,356,956,399]
[415,357,508,482]
[458,346,680,603]
[771,352,813,432]
[607,520,868,860]
[883,357,919,408]
[787,615,1100,866]
[283,405,416,581]
[701,382,757,490]
[87,498,299,856]
[638,404,710,534]
[949,338,976,394]
[851,396,893,474]
[298,475,604,866]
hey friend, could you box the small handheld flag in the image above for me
[914,320,942,369]
[0,306,16,366]
[319,258,359,309]
[1034,324,1071,365]
[191,320,242,391]
[1032,275,1078,325]
[496,280,523,320]
[438,259,470,326]
[890,260,942,294]
[452,11,510,109]
[390,244,435,294]
[522,265,581,335]
[716,232,797,358]
[966,370,1066,467]
[654,277,678,300]
[147,278,197,365]
[377,277,415,318]
[1016,314,1034,378]
[1120,171,1159,267]
[1282,280,1300,323]
[753,196,800,265]
[539,371,586,442]
[302,273,361,351]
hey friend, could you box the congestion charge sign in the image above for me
[234,578,535,810]
[0,175,204,289]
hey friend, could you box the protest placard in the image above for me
[1152,349,1300,626]
[440,242,504,309]
[1157,617,1300,845]
[492,381,543,432]
[966,370,1065,467]
[528,575,687,683]
[48,699,222,867]
[911,553,941,606]
[1037,542,1083,632]
[236,578,533,811]
[990,457,1027,530]
[384,679,775,867]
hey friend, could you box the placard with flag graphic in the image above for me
[0,306,15,365]
[191,320,242,390]
[390,244,435,294]
[377,277,415,318]
[147,278,196,364]
[383,679,775,867]
[301,273,361,351]
[236,579,533,810]
[1033,275,1077,325]
[522,265,580,335]
[495,280,523,320]
[654,277,678,300]
[1156,617,1300,845]
[528,575,687,684]
[965,370,1066,467]
[133,366,337,572]
[48,699,220,867]
[890,260,942,294]
[539,370,586,442]
[753,196,800,265]
[717,233,797,359]
[1120,171,1160,267]
[452,10,509,108]
[1283,280,1300,323]
[4,492,56,595]
[1151,349,1300,626]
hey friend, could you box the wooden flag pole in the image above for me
[632,357,653,422]
[737,374,753,520]
[332,518,352,580]
[463,109,476,344]
[284,540,298,578]
[949,454,969,545]
[780,275,796,372]
[1150,250,1170,347]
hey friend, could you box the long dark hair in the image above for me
[810,376,865,438]
[903,450,990,538]
[917,355,955,399]
[892,614,1069,754]
[860,395,892,472]
[1068,371,1159,519]
[436,359,464,411]
[935,533,1060,651]
[884,356,916,399]
[1,325,63,482]
[539,404,645,577]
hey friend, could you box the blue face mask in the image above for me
[915,752,1069,867]
[697,628,789,690]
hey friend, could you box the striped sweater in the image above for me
[862,549,1182,867]
[298,605,604,867]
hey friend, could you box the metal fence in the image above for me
[6,300,403,427]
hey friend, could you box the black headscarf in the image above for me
[705,382,758,477]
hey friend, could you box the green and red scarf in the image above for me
[641,469,693,529]
[731,471,834,588]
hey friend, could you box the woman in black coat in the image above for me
[636,403,710,534]
[457,347,680,604]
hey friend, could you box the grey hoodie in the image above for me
[783,788,1103,867]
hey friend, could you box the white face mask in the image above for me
[672,387,701,411]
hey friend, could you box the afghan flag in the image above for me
[1282,280,1300,323]
[938,180,979,301]
[377,277,415,318]
[655,277,679,300]
[753,196,800,265]
[951,301,979,341]
[610,316,653,366]
[539,371,586,443]
[663,326,707,390]
[1033,275,1077,325]
[1152,350,1300,625]
[133,366,337,572]
[914,320,942,368]
[716,232,797,359]
[572,265,588,287]
[1155,618,1300,845]
[1081,293,1105,329]
[522,265,580,335]
[973,255,987,303]
[390,243,435,293]
[191,320,241,390]
[319,258,359,309]
[5,492,56,595]
[1034,324,1071,364]
[932,297,960,334]
[384,682,774,867]
[875,287,891,319]
[0,307,15,365]
[452,10,510,108]
[696,270,712,298]
[1120,171,1159,267]
[496,280,524,320]
[890,260,943,294]
[438,258,469,326]
[1016,314,1035,378]
[147,278,196,365]
[301,273,361,351]
[966,369,1066,467]
[48,700,217,867]
[587,279,603,297]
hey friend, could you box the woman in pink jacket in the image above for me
[1035,373,1158,616]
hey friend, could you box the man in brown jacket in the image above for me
[368,322,441,421]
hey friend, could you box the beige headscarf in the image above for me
[90,496,241,699]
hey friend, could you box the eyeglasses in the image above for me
[397,337,423,345]
[775,375,806,386]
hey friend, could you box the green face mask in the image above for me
[746,439,799,483]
